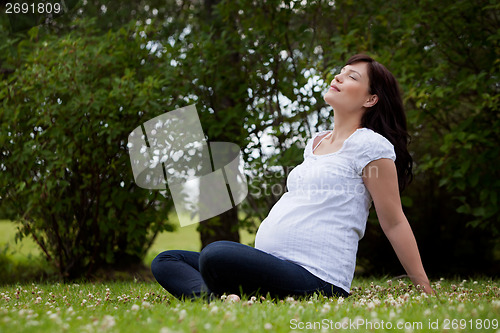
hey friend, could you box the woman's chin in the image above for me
[323,93,337,108]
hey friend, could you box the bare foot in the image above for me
[225,294,241,303]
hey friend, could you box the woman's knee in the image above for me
[151,250,184,275]
[199,241,236,264]
[199,241,238,275]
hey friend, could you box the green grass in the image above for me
[0,220,40,263]
[1,221,499,332]
[0,278,498,332]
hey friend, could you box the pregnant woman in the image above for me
[151,54,433,299]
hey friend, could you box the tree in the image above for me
[145,0,334,247]
[0,19,177,279]
[1,0,498,278]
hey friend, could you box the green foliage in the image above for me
[397,0,500,236]
[0,0,499,278]
[0,18,176,279]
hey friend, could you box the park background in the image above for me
[0,0,499,284]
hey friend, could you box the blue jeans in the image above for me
[151,240,349,299]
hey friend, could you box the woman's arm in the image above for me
[363,158,434,294]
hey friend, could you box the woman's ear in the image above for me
[363,94,378,108]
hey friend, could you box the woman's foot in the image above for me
[224,294,241,303]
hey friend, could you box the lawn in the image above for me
[0,221,499,332]
[0,278,498,332]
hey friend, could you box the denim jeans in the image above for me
[151,240,349,299]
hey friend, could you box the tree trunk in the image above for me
[198,0,242,248]
[199,208,240,248]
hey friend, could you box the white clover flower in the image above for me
[223,310,237,322]
[131,304,140,311]
[101,315,116,329]
[142,301,151,309]
[264,323,272,330]
[178,309,187,321]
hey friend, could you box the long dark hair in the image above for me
[346,54,413,191]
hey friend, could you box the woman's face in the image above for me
[323,61,378,113]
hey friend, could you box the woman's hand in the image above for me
[412,277,435,295]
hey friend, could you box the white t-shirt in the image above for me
[254,128,396,292]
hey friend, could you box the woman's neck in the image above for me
[331,112,362,141]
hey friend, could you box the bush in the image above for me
[0,19,176,279]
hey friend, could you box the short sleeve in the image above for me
[355,132,396,175]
